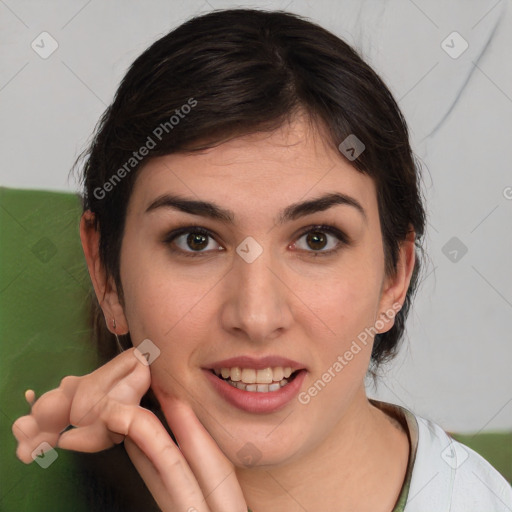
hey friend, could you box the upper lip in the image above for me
[204,355,306,371]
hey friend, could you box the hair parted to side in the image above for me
[74,8,427,375]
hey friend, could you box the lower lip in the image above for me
[203,369,307,414]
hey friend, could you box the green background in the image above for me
[0,187,158,511]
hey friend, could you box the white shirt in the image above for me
[402,407,512,511]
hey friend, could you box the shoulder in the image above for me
[404,411,512,512]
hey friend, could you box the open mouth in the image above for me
[210,368,301,393]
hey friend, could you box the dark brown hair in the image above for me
[75,8,427,373]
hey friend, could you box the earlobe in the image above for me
[376,229,416,333]
[79,211,129,335]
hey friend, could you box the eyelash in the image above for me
[162,224,350,258]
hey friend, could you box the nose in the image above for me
[220,243,293,344]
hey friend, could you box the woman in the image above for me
[12,8,512,512]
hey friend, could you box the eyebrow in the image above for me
[145,191,367,225]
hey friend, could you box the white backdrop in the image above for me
[1,0,511,432]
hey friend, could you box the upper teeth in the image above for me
[214,367,294,383]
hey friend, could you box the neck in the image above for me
[236,388,410,512]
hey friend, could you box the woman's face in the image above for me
[115,116,406,467]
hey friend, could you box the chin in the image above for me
[205,417,308,469]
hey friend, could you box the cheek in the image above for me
[123,275,210,350]
[297,274,379,416]
[119,244,220,397]
[316,264,382,336]
[304,254,384,382]
[120,236,213,338]
[121,269,206,401]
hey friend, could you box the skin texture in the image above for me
[13,115,416,512]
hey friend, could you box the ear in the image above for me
[375,228,416,334]
[79,210,129,335]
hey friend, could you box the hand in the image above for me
[12,348,249,512]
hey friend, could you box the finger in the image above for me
[12,350,148,465]
[12,414,39,443]
[67,349,151,428]
[12,415,55,464]
[57,422,123,452]
[31,382,78,433]
[106,403,211,512]
[25,389,36,406]
[88,347,151,404]
[124,437,183,512]
[162,397,248,512]
[13,395,67,464]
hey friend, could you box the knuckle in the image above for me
[59,375,78,390]
[163,449,186,471]
[12,415,36,439]
[11,417,24,439]
[103,401,131,435]
[16,444,31,464]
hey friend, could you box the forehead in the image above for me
[129,116,377,220]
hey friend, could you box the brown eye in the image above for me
[163,226,224,257]
[306,231,328,251]
[186,232,209,251]
[292,225,349,256]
